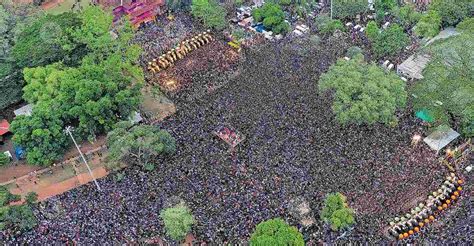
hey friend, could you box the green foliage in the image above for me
[393,4,421,29]
[333,0,368,19]
[25,192,38,205]
[321,193,355,231]
[0,186,20,206]
[374,0,398,13]
[315,14,344,35]
[0,3,38,110]
[249,218,304,246]
[456,17,474,34]
[191,0,227,30]
[160,202,195,241]
[12,12,83,69]
[412,33,474,137]
[346,46,363,58]
[318,55,407,125]
[372,24,409,58]
[252,3,290,35]
[107,121,176,167]
[414,10,441,38]
[365,21,379,42]
[0,204,37,233]
[232,28,246,41]
[167,0,192,12]
[429,0,471,27]
[10,6,143,166]
[0,152,10,166]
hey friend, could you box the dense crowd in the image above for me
[3,32,472,244]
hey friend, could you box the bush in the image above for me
[160,202,195,241]
[191,0,227,30]
[346,46,363,58]
[333,0,368,19]
[0,186,20,206]
[25,192,38,205]
[373,24,409,58]
[252,3,290,35]
[374,0,398,13]
[365,20,380,42]
[315,14,345,35]
[414,10,442,38]
[321,193,355,231]
[394,4,421,29]
[318,55,407,125]
[0,204,37,233]
[456,17,474,34]
[429,0,471,27]
[0,152,10,166]
[249,218,304,246]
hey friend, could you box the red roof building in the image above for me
[0,120,10,136]
[109,0,166,28]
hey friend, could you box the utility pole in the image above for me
[330,0,333,19]
[65,126,102,191]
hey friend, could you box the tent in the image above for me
[423,125,460,152]
[0,119,10,136]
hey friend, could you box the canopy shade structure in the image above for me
[13,104,33,117]
[423,125,460,151]
[416,109,434,123]
[0,119,10,136]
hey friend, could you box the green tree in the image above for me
[393,4,421,29]
[12,12,83,69]
[0,152,10,166]
[456,17,474,34]
[252,3,290,35]
[321,193,355,231]
[11,6,144,166]
[412,33,474,136]
[160,202,195,242]
[0,204,37,232]
[191,0,227,30]
[333,0,368,19]
[249,218,304,246]
[0,3,38,110]
[25,192,38,205]
[315,14,344,35]
[373,24,409,58]
[365,20,379,42]
[346,46,363,58]
[0,186,20,206]
[429,0,471,27]
[107,121,176,167]
[414,10,441,38]
[318,55,407,125]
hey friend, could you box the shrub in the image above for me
[191,0,227,30]
[0,186,20,206]
[318,55,407,125]
[160,202,195,241]
[456,17,474,34]
[394,4,421,29]
[249,218,304,246]
[0,204,37,233]
[346,46,363,58]
[373,24,409,57]
[252,3,290,34]
[429,0,470,27]
[414,10,442,38]
[0,152,10,166]
[25,192,38,205]
[321,193,355,231]
[333,0,368,19]
[365,20,380,42]
[315,14,345,35]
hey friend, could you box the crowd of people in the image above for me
[3,28,472,245]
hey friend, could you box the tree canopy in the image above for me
[191,0,227,30]
[321,193,355,231]
[252,3,290,34]
[372,24,409,58]
[0,2,38,110]
[107,121,176,167]
[249,218,304,246]
[159,202,195,242]
[412,33,474,137]
[10,6,143,166]
[318,55,407,126]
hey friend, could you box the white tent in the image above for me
[13,104,33,117]
[423,126,460,152]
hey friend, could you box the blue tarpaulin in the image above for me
[14,146,25,160]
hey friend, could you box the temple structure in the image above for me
[100,0,166,28]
